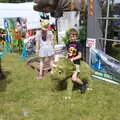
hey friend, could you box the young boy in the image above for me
[66,28,87,93]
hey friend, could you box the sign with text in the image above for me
[86,38,96,48]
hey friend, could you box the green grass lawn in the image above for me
[0,53,120,120]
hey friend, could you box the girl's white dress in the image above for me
[35,30,54,57]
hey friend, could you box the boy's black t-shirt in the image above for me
[66,41,81,64]
[66,41,81,58]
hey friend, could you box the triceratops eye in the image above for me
[58,70,62,75]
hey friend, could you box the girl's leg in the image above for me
[37,57,44,79]
[40,57,44,76]
[48,56,54,73]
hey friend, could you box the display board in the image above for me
[90,48,120,84]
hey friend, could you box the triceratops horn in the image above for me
[52,63,57,68]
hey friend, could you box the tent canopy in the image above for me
[0,2,39,18]
[0,2,40,29]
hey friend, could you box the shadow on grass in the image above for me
[0,71,12,92]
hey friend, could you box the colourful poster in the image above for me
[4,17,27,39]
[3,17,27,47]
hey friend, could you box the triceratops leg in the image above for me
[67,78,73,97]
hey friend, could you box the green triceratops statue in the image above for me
[49,57,91,94]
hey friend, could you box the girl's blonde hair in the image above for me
[40,19,49,30]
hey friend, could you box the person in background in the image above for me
[66,28,87,93]
[35,19,54,79]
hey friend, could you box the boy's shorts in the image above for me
[73,59,80,73]
[73,59,80,65]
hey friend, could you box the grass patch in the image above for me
[0,53,120,120]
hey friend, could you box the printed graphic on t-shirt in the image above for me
[68,43,78,58]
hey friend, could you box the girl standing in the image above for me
[35,20,54,79]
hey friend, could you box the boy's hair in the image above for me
[67,28,78,38]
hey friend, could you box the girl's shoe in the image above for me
[43,70,49,76]
[36,74,43,79]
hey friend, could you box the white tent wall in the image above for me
[0,2,40,29]
[57,11,80,42]
[0,3,80,43]
[0,18,4,29]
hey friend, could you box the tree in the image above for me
[0,0,9,2]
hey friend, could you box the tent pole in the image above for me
[104,0,110,53]
[55,18,58,44]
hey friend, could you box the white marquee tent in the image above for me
[0,2,79,42]
[0,2,40,29]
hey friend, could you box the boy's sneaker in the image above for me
[79,80,88,94]
[83,80,88,86]
[79,84,86,94]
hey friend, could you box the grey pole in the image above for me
[104,0,110,53]
[55,18,58,44]
[86,0,103,63]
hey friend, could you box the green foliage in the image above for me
[61,35,68,44]
[0,0,8,2]
[0,0,25,3]
[61,26,87,44]
[61,28,71,44]
[78,25,87,42]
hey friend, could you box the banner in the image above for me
[89,48,120,84]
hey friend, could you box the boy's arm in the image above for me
[70,52,82,61]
